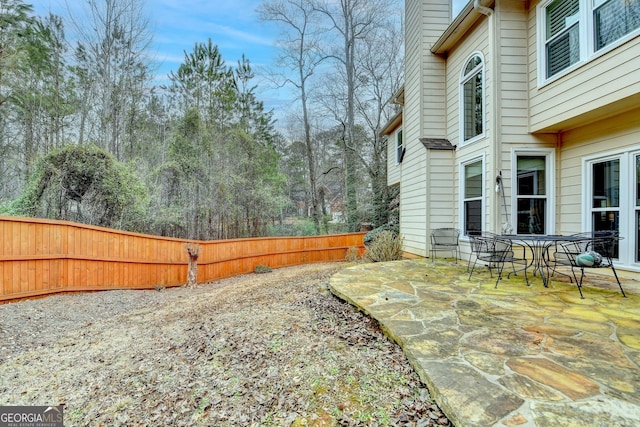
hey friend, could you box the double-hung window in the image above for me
[515,154,551,235]
[541,0,640,80]
[545,0,580,78]
[460,54,484,143]
[463,159,483,236]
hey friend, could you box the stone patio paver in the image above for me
[329,259,640,427]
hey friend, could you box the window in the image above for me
[396,129,404,164]
[585,150,640,266]
[591,158,620,256]
[516,155,548,234]
[460,54,484,143]
[595,0,640,50]
[540,0,640,80]
[463,159,483,236]
[545,0,580,78]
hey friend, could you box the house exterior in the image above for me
[383,0,640,272]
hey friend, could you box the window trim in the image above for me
[510,148,556,235]
[459,51,486,145]
[537,0,640,85]
[459,154,486,238]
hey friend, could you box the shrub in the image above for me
[364,223,399,246]
[364,231,404,262]
[3,144,148,231]
[344,246,360,262]
[254,264,273,274]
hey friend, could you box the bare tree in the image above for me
[313,0,398,231]
[71,0,152,160]
[258,0,328,234]
[352,14,404,227]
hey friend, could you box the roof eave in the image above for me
[380,109,403,136]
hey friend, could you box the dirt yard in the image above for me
[0,262,451,426]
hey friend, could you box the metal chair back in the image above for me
[559,233,626,298]
[430,228,461,263]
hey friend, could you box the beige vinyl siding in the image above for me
[528,5,640,133]
[400,151,428,256]
[400,0,427,256]
[498,0,529,146]
[427,151,456,232]
[557,108,640,235]
[554,147,582,234]
[400,0,451,257]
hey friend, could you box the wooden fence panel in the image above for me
[0,216,365,302]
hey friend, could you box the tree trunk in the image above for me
[185,243,200,287]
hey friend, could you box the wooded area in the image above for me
[0,215,366,302]
[0,0,403,240]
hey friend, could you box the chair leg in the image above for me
[494,263,505,288]
[610,265,626,297]
[576,268,585,299]
[522,265,530,286]
[468,258,481,280]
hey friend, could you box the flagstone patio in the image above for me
[329,259,640,427]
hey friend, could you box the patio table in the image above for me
[499,234,579,287]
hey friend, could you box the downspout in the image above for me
[474,0,493,16]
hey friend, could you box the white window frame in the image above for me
[395,128,404,164]
[511,149,556,235]
[459,52,486,146]
[583,149,640,269]
[538,0,640,85]
[459,154,486,238]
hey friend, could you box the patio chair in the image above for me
[468,234,493,276]
[466,232,501,274]
[550,232,594,283]
[558,233,626,298]
[468,235,529,287]
[430,228,461,263]
[551,231,618,283]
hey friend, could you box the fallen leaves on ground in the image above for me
[0,263,452,426]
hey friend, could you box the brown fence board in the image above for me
[0,216,365,302]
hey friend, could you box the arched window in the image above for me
[460,53,484,143]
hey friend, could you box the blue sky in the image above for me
[31,0,468,118]
[30,0,278,82]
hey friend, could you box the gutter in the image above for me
[431,0,495,55]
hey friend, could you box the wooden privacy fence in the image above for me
[0,216,366,302]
